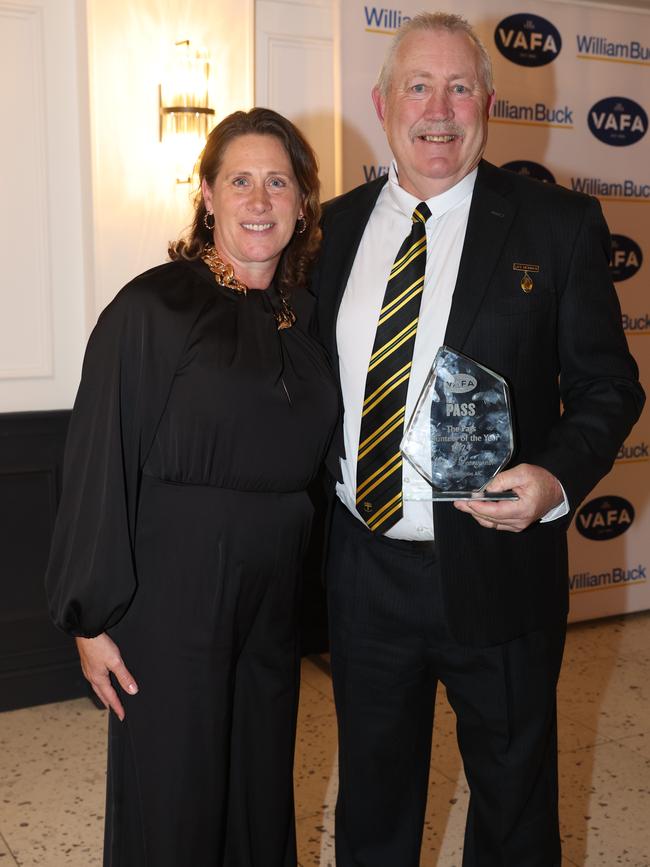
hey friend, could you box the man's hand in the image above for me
[453,463,564,533]
[75,633,138,721]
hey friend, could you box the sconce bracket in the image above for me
[158,85,216,141]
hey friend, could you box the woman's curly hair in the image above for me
[169,107,321,293]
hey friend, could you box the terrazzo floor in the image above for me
[1,611,649,866]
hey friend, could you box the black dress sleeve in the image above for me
[45,265,210,637]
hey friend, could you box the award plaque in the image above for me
[401,346,517,501]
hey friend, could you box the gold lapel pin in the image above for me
[512,262,540,293]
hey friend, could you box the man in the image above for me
[311,12,644,867]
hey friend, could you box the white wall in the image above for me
[0,0,254,413]
[86,0,255,320]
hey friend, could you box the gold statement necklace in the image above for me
[201,244,296,331]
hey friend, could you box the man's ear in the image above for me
[371,85,387,128]
[486,89,497,118]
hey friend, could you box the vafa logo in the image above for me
[445,374,477,394]
[610,235,643,282]
[575,496,634,541]
[501,160,556,184]
[588,97,648,146]
[494,14,561,66]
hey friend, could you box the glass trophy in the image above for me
[401,346,517,501]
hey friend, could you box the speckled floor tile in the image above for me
[559,740,650,866]
[558,654,650,740]
[294,710,339,820]
[301,656,335,702]
[609,610,650,664]
[613,731,650,760]
[296,809,335,866]
[0,699,105,866]
[566,611,650,665]
[558,712,613,753]
[429,687,464,783]
[0,834,18,865]
[420,769,469,866]
[565,617,622,661]
[297,679,336,725]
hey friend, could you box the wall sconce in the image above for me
[159,40,215,184]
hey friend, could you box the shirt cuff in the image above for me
[539,483,569,523]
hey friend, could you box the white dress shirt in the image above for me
[335,162,567,540]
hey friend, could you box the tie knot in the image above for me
[412,202,431,224]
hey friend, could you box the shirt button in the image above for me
[417,526,428,534]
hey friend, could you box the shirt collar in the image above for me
[387,160,477,221]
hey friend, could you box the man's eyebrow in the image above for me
[402,70,475,81]
[403,70,434,80]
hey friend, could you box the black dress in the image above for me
[45,257,338,867]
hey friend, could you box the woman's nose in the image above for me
[248,185,271,212]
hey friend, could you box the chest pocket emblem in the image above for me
[512,262,540,294]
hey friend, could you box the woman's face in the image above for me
[202,133,303,288]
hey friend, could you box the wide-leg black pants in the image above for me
[328,501,566,867]
[103,476,312,866]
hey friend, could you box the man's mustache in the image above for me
[410,122,465,138]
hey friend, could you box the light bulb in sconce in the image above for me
[159,40,215,184]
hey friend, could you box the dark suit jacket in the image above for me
[311,160,644,647]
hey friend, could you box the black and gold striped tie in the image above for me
[356,201,431,532]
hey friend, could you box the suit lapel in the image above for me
[444,161,517,351]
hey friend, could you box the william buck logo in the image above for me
[610,235,643,282]
[617,441,649,462]
[570,564,647,593]
[575,495,634,541]
[494,14,561,67]
[501,160,556,184]
[588,97,648,146]
[363,6,411,33]
[576,34,650,64]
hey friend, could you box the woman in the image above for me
[45,108,337,866]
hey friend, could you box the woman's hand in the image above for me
[75,633,139,721]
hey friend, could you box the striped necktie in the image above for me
[356,201,431,532]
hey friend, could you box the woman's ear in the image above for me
[201,177,213,213]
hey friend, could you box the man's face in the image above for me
[372,29,495,199]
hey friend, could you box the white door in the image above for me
[0,0,91,411]
[255,0,339,200]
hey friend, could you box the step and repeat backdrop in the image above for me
[339,0,650,621]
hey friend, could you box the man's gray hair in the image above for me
[376,12,494,97]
